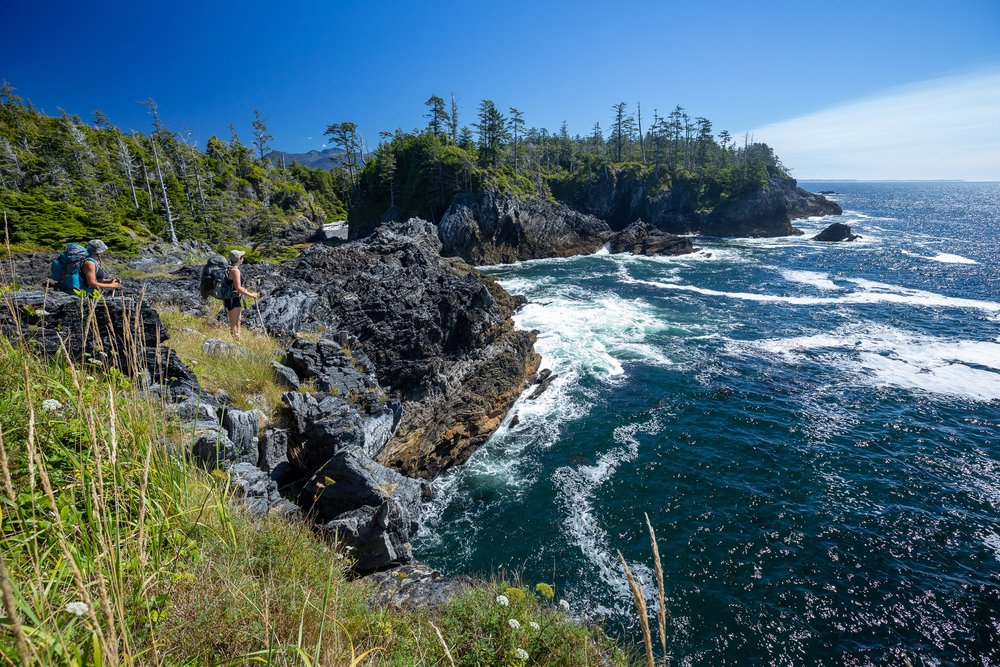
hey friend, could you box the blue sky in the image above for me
[2,0,998,179]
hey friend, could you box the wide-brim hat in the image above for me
[229,249,247,263]
[87,239,108,255]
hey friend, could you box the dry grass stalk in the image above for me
[0,553,32,665]
[618,549,655,667]
[645,512,669,663]
[431,621,456,667]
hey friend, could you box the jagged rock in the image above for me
[439,190,611,264]
[608,221,694,256]
[528,369,558,400]
[257,220,540,478]
[224,462,282,518]
[285,338,376,396]
[313,447,422,571]
[359,399,403,459]
[813,222,859,242]
[282,391,366,461]
[271,361,300,389]
[258,428,290,472]
[190,425,238,468]
[222,408,261,464]
[203,338,246,356]
[167,397,218,423]
[703,178,843,237]
[368,562,472,609]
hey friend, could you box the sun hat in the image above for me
[87,239,108,255]
[229,249,246,264]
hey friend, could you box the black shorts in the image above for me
[223,296,245,312]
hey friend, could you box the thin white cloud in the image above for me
[749,69,1000,180]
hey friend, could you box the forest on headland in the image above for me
[0,82,790,254]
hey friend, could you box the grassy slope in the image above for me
[0,290,632,665]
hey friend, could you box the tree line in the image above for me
[0,82,347,253]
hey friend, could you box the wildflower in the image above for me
[508,618,520,630]
[516,648,529,660]
[65,601,89,617]
[529,621,540,631]
[496,594,510,607]
[507,586,527,604]
[559,599,570,611]
[41,399,63,412]
[535,582,555,600]
[34,309,49,316]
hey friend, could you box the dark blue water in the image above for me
[415,182,1000,665]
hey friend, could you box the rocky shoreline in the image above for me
[1,181,841,581]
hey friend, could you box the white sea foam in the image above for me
[746,323,1000,402]
[902,250,978,265]
[780,270,842,291]
[627,275,1000,313]
[553,414,662,614]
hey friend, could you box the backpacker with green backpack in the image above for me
[200,254,237,300]
[49,243,90,295]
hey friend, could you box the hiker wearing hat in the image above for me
[224,249,259,339]
[81,240,121,294]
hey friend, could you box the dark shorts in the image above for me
[223,296,245,312]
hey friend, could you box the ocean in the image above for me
[414,181,1000,664]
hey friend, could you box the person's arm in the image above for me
[229,268,259,299]
[82,260,120,289]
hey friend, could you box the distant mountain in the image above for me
[267,147,345,170]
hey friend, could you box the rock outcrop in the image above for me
[702,178,843,238]
[438,190,611,264]
[256,220,541,478]
[608,221,694,256]
[813,222,859,242]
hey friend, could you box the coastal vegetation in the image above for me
[0,289,632,665]
[0,81,788,253]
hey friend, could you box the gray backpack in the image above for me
[200,255,236,300]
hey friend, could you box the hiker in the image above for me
[80,239,121,294]
[223,249,258,338]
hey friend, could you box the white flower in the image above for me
[496,594,510,607]
[529,621,540,631]
[65,601,89,617]
[34,309,49,316]
[559,599,570,611]
[508,618,520,630]
[516,648,529,661]
[41,399,63,412]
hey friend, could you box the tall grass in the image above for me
[0,288,634,665]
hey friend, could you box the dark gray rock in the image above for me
[259,427,290,472]
[528,369,557,400]
[222,408,261,464]
[224,462,282,518]
[190,426,238,469]
[608,220,694,256]
[813,222,859,242]
[368,562,472,609]
[703,178,843,238]
[439,190,611,264]
[311,447,422,571]
[271,361,300,389]
[257,220,540,478]
[358,399,403,459]
[285,338,376,396]
[282,391,366,463]
[167,397,219,423]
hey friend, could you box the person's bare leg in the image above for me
[228,307,242,339]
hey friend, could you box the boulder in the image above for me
[285,338,376,396]
[368,562,472,609]
[271,361,300,389]
[439,190,611,264]
[222,408,261,464]
[258,427,290,473]
[190,425,238,469]
[311,446,422,570]
[813,222,859,242]
[256,220,540,478]
[608,221,694,256]
[224,462,282,518]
